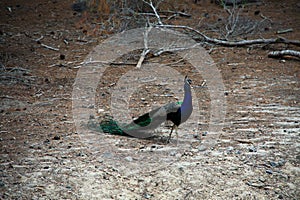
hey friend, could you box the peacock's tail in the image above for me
[99,118,132,136]
[88,115,152,137]
[88,118,131,136]
[88,101,183,137]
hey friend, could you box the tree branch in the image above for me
[156,24,300,47]
[143,0,163,25]
[136,25,152,68]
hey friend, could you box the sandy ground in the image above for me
[0,0,299,199]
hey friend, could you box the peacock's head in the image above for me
[184,76,192,92]
[184,75,192,85]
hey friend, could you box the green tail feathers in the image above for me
[98,115,153,136]
[100,119,126,135]
[88,115,153,137]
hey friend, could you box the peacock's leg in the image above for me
[175,126,178,145]
[167,125,175,143]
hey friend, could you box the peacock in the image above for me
[98,76,193,142]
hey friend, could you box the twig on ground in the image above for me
[276,28,293,34]
[34,35,44,42]
[260,13,272,23]
[153,43,200,56]
[268,50,300,59]
[160,10,191,20]
[41,43,59,51]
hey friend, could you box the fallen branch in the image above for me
[156,24,300,47]
[41,43,59,51]
[276,28,293,34]
[153,43,200,56]
[268,50,300,59]
[161,10,191,20]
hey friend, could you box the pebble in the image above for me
[102,152,112,159]
[143,193,152,199]
[235,150,241,154]
[125,156,133,162]
[259,177,266,182]
[0,180,5,187]
[226,146,234,153]
[248,146,257,152]
[98,108,105,113]
[89,114,95,119]
[266,169,273,174]
[53,135,60,140]
[178,166,184,172]
[198,145,207,152]
[269,160,285,167]
[87,104,94,109]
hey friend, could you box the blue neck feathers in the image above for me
[180,81,193,122]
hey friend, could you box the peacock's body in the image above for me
[99,76,193,141]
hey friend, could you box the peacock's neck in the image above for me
[181,83,193,117]
[181,90,192,109]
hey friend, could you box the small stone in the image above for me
[102,152,112,158]
[266,169,273,174]
[0,180,5,187]
[279,59,286,63]
[169,151,176,156]
[143,193,152,199]
[259,177,266,182]
[98,108,105,113]
[125,156,133,162]
[249,146,257,152]
[226,146,234,153]
[235,150,241,154]
[278,159,285,166]
[53,135,60,140]
[88,104,94,109]
[269,161,278,167]
[44,139,50,144]
[178,166,184,172]
[198,145,207,151]
[202,132,208,136]
[60,54,65,60]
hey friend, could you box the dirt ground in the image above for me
[0,0,299,199]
